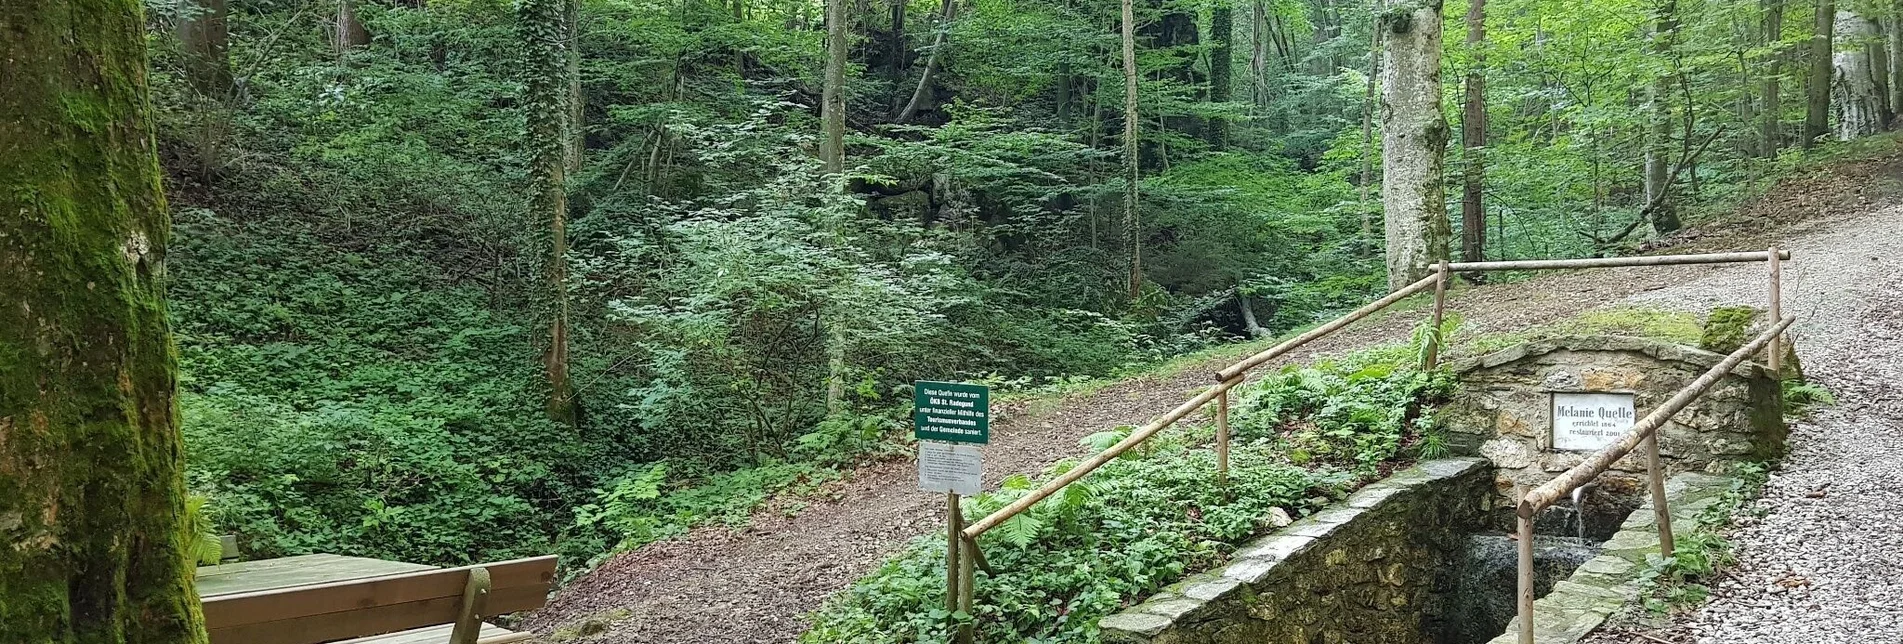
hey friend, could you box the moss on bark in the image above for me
[0,0,207,641]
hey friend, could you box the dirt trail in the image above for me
[525,152,1903,644]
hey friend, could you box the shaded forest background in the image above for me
[148,0,1902,567]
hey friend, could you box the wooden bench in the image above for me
[198,554,558,644]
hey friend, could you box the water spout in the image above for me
[1569,481,1599,541]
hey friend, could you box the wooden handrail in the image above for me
[1450,249,1787,273]
[1516,315,1794,516]
[1213,273,1442,382]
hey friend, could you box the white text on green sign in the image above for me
[914,381,989,444]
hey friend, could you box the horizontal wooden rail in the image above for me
[1451,250,1788,273]
[1213,273,1442,382]
[1517,314,1793,516]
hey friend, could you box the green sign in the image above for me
[914,381,989,444]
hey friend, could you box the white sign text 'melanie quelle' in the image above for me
[1550,392,1636,451]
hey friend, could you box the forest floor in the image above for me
[523,148,1903,643]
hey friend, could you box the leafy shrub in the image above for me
[1229,357,1455,471]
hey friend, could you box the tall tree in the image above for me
[1379,0,1450,290]
[896,0,954,122]
[178,0,231,95]
[1,0,208,641]
[522,0,577,424]
[337,0,370,54]
[1646,0,1682,234]
[1835,8,1884,139]
[1889,5,1903,118]
[1760,0,1784,156]
[1208,3,1234,148]
[567,0,583,171]
[821,0,847,170]
[1120,0,1142,299]
[1359,0,1384,242]
[1459,0,1487,264]
[1805,0,1836,146]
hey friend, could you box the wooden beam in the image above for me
[1214,273,1441,382]
[1450,250,1789,273]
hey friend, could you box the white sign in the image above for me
[919,440,983,495]
[1551,392,1637,451]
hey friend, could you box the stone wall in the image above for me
[1098,458,1494,644]
[1439,336,1783,512]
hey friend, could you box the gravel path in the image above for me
[528,154,1903,643]
[1590,203,1903,644]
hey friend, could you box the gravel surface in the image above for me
[527,155,1903,643]
[1588,203,1903,644]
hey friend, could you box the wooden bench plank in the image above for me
[197,555,434,597]
[207,584,548,644]
[340,622,532,644]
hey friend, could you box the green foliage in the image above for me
[805,348,1445,643]
[1781,379,1837,417]
[564,461,838,570]
[1637,461,1770,614]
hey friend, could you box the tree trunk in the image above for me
[1890,4,1903,123]
[337,0,370,54]
[821,0,847,170]
[1120,0,1142,300]
[522,0,577,424]
[1835,9,1883,139]
[1208,5,1233,148]
[1871,18,1892,126]
[1646,0,1682,235]
[896,0,954,123]
[1760,0,1784,156]
[1804,0,1835,146]
[566,0,583,171]
[1379,0,1449,291]
[1236,289,1267,338]
[1,0,208,641]
[178,0,231,95]
[1251,0,1270,110]
[1460,0,1486,264]
[1359,0,1383,243]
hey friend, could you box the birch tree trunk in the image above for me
[523,0,577,424]
[1646,0,1682,235]
[1460,0,1487,264]
[1379,0,1450,291]
[1,0,209,640]
[1120,0,1142,300]
[1835,9,1883,139]
[1804,0,1836,146]
[821,0,847,171]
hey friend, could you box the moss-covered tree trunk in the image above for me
[1119,0,1142,300]
[1379,0,1450,291]
[522,0,577,425]
[1804,0,1835,146]
[0,1,207,642]
[1459,0,1486,264]
[1645,0,1682,235]
[1207,5,1233,149]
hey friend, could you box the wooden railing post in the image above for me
[1425,260,1449,371]
[1768,246,1782,376]
[946,493,962,630]
[1216,384,1230,490]
[1516,506,1535,644]
[955,535,976,644]
[1645,433,1675,559]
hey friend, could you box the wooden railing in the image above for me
[939,248,1791,644]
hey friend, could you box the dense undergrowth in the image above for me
[803,341,1453,643]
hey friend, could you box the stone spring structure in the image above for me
[1438,335,1784,523]
[1099,335,1788,644]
